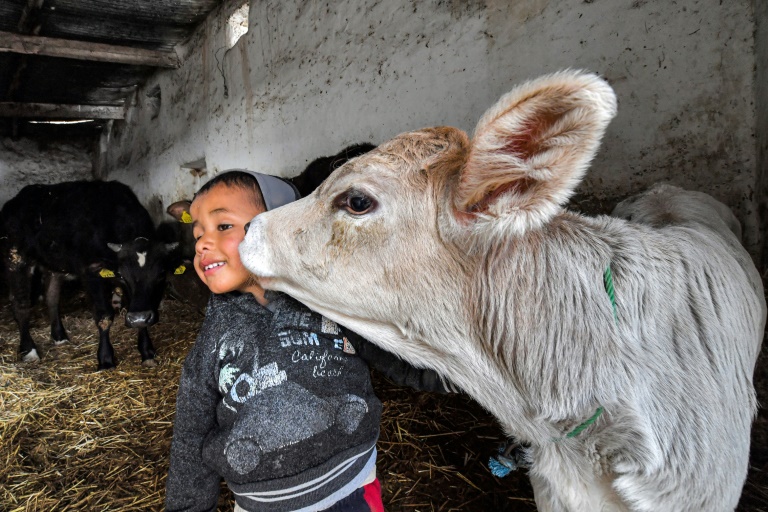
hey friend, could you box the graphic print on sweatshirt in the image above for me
[216,311,369,475]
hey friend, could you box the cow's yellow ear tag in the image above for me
[174,264,187,275]
[180,211,193,224]
[99,269,115,278]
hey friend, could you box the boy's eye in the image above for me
[218,224,233,231]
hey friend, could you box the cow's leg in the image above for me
[530,445,629,512]
[45,272,69,344]
[5,253,41,362]
[95,314,116,370]
[83,275,117,370]
[529,471,569,512]
[137,327,157,367]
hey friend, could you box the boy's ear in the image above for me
[454,70,617,233]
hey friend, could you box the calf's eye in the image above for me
[337,191,376,215]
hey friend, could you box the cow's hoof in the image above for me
[21,349,41,363]
[53,338,69,346]
[97,362,117,371]
[141,358,158,368]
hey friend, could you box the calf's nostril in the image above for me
[244,222,250,234]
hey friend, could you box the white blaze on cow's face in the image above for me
[239,70,617,366]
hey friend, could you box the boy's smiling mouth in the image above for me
[202,261,226,273]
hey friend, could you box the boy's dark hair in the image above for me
[194,171,266,212]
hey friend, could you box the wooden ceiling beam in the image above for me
[0,30,180,68]
[0,102,125,119]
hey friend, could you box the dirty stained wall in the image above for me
[0,136,94,206]
[103,0,760,254]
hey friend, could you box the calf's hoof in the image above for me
[141,358,158,368]
[97,361,117,371]
[53,337,70,346]
[21,349,41,363]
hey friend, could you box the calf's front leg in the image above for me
[137,327,157,367]
[83,275,117,370]
[45,272,69,343]
[95,314,117,370]
[529,445,628,512]
[5,254,40,362]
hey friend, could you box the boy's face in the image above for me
[190,183,266,296]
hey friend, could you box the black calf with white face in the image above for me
[90,237,176,368]
[107,237,177,328]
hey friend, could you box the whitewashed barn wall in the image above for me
[0,137,93,206]
[102,0,761,254]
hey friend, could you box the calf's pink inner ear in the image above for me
[466,177,537,215]
[455,74,617,223]
[500,105,568,161]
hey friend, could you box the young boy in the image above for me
[165,170,384,512]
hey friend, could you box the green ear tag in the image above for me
[180,211,193,224]
[99,269,115,278]
[174,264,187,275]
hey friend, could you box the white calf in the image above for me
[240,70,765,511]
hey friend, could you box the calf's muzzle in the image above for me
[125,310,158,328]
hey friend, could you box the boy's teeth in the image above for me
[205,262,224,270]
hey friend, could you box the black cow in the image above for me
[0,180,178,370]
[289,143,376,198]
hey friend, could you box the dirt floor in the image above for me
[1,278,767,511]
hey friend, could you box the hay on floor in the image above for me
[0,291,529,511]
[1,284,767,511]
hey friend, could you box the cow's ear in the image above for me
[167,200,193,223]
[107,243,122,253]
[454,70,617,233]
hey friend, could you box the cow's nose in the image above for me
[244,222,251,234]
[125,310,157,328]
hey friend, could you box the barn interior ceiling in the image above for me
[0,0,222,138]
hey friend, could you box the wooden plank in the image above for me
[0,102,125,119]
[0,30,179,68]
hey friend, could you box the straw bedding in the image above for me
[1,281,767,511]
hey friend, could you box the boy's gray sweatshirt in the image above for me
[166,291,382,512]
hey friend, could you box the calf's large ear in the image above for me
[167,200,193,223]
[455,70,617,233]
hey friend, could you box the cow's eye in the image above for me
[337,191,376,215]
